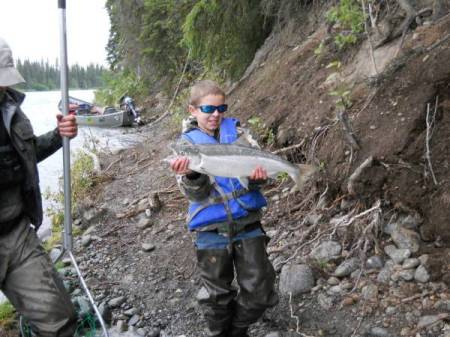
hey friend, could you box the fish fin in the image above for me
[290,164,318,192]
[162,154,177,164]
[238,177,249,189]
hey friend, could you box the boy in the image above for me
[170,80,278,337]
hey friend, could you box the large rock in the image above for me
[334,258,359,277]
[279,264,315,295]
[391,227,421,253]
[310,241,342,262]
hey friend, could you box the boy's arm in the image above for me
[177,172,213,202]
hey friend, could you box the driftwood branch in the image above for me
[425,97,439,185]
[272,140,306,155]
[336,109,360,150]
[361,0,379,74]
[348,156,374,195]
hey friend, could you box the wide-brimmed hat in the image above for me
[0,37,25,87]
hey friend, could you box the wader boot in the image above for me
[0,218,77,337]
[229,235,278,336]
[197,248,236,337]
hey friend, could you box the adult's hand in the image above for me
[249,166,268,181]
[57,113,78,139]
[170,157,192,175]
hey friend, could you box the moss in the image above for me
[0,302,15,328]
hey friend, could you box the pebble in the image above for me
[384,245,411,264]
[391,227,421,253]
[124,307,138,316]
[116,320,127,332]
[385,306,396,315]
[310,241,342,262]
[327,277,340,286]
[128,314,140,326]
[81,235,93,247]
[142,243,156,252]
[402,258,420,269]
[377,268,392,284]
[147,328,161,337]
[362,284,378,300]
[366,256,384,269]
[109,296,126,308]
[334,258,359,277]
[415,265,431,283]
[398,269,415,281]
[318,293,334,310]
[265,333,281,337]
[196,287,209,301]
[137,217,152,230]
[368,327,390,337]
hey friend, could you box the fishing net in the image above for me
[19,311,99,337]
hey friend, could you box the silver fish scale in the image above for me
[195,144,292,164]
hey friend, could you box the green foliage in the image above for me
[94,70,147,106]
[314,42,325,56]
[139,0,195,83]
[183,0,268,79]
[248,116,275,146]
[169,88,190,132]
[276,172,289,183]
[326,0,364,49]
[329,87,352,109]
[0,301,15,327]
[43,150,95,250]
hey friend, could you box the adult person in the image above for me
[0,36,78,337]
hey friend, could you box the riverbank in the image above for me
[56,114,449,337]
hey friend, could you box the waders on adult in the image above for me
[53,1,109,336]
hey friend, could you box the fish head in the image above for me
[169,142,202,166]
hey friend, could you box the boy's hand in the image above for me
[170,157,192,175]
[249,166,268,181]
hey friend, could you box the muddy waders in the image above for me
[196,231,278,337]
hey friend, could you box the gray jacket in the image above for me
[177,117,265,232]
[1,88,63,228]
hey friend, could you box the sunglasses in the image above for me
[197,104,228,114]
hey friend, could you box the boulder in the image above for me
[279,264,315,295]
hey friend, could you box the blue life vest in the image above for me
[182,118,267,231]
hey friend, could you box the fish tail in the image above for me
[290,164,318,191]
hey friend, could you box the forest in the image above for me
[15,58,107,91]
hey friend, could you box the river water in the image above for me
[22,89,142,237]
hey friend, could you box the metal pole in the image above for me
[58,0,72,252]
[58,2,109,336]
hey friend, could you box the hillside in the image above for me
[23,1,450,337]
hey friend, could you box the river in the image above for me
[23,89,142,238]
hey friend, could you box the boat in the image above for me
[58,96,138,128]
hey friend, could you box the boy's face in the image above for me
[189,94,225,135]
